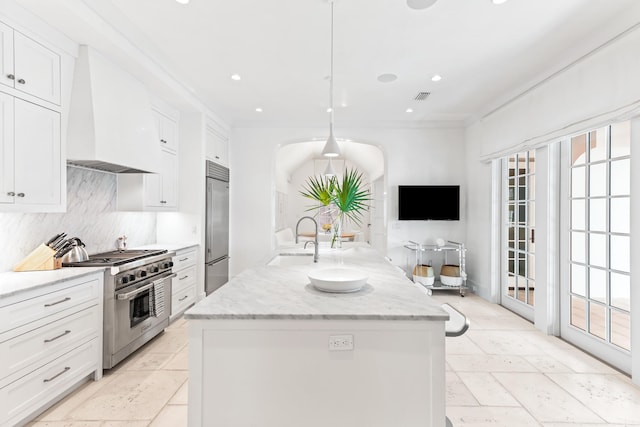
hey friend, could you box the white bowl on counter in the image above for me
[308,268,368,293]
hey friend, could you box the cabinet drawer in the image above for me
[173,265,196,292]
[171,284,195,317]
[0,306,100,382]
[0,338,99,427]
[0,276,101,336]
[173,250,197,271]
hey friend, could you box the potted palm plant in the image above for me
[300,167,371,248]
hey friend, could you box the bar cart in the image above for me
[404,240,468,296]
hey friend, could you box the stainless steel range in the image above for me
[64,249,175,369]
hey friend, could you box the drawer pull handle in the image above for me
[178,296,188,301]
[16,192,25,197]
[43,366,70,383]
[44,330,71,343]
[17,78,26,84]
[7,191,15,196]
[179,275,189,280]
[44,297,71,307]
[179,257,189,262]
[6,74,15,80]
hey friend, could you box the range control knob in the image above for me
[162,262,172,269]
[119,276,129,285]
[149,265,159,273]
[129,274,136,282]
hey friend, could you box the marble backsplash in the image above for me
[0,166,157,272]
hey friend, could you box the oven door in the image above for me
[113,272,175,355]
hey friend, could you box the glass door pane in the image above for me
[561,122,631,374]
[501,150,535,320]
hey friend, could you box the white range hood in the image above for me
[66,46,160,174]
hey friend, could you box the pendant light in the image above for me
[324,157,336,177]
[321,0,341,157]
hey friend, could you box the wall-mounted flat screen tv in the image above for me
[398,185,460,221]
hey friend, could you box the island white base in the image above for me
[188,318,446,427]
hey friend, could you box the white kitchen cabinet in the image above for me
[0,93,62,211]
[0,272,103,427]
[0,21,61,106]
[153,109,178,153]
[171,247,198,321]
[145,148,178,208]
[117,148,178,211]
[206,124,229,167]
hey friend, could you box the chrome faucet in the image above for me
[296,216,319,262]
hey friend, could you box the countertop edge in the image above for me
[184,313,449,321]
[134,242,200,252]
[0,267,106,300]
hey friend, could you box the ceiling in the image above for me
[14,0,640,127]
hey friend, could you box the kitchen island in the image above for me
[185,244,449,427]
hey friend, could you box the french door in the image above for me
[560,122,631,373]
[501,151,535,321]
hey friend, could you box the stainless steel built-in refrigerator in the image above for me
[205,161,230,295]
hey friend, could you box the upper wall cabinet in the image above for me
[0,94,61,210]
[153,109,178,153]
[117,149,178,211]
[206,123,229,167]
[117,100,180,212]
[0,21,61,106]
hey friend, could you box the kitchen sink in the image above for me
[267,253,315,266]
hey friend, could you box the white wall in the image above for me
[229,125,466,277]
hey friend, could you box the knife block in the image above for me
[13,244,62,272]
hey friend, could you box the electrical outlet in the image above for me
[329,334,354,351]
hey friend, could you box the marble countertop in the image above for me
[185,243,448,321]
[0,267,106,300]
[0,241,199,301]
[133,242,199,252]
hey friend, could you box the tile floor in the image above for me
[26,293,640,427]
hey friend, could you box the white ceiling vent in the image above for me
[414,92,431,101]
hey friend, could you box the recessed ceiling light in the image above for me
[255,108,263,112]
[377,73,397,83]
[327,107,333,113]
[406,108,414,113]
[341,102,347,108]
[407,0,438,10]
[431,74,442,82]
[175,0,189,4]
[491,0,508,4]
[230,74,241,81]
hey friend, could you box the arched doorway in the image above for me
[273,139,387,254]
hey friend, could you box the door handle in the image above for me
[116,282,154,300]
[116,273,177,300]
